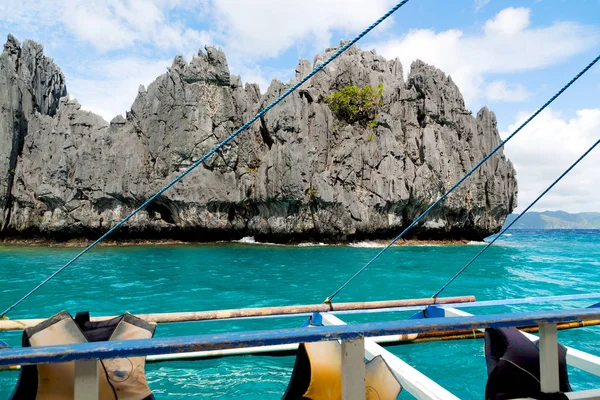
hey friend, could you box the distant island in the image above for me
[503,211,600,229]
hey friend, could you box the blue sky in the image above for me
[1,0,599,212]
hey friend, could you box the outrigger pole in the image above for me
[0,295,474,331]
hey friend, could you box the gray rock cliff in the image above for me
[0,35,66,231]
[0,37,517,242]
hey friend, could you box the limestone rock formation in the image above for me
[0,37,517,242]
[0,35,66,231]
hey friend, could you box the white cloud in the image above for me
[485,81,532,102]
[0,0,211,53]
[62,1,137,51]
[68,58,172,122]
[206,0,399,95]
[484,7,530,36]
[502,108,600,213]
[59,0,210,53]
[208,0,397,59]
[370,7,597,105]
[0,0,62,29]
[475,0,490,12]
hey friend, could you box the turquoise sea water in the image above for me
[0,229,599,398]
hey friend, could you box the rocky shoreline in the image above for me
[0,237,474,248]
[0,35,517,243]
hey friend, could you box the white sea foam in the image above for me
[467,240,486,245]
[235,236,256,244]
[507,268,567,286]
[349,241,467,248]
[348,241,385,248]
[230,237,327,247]
[232,237,284,246]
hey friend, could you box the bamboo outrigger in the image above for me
[0,295,475,331]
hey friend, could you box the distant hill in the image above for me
[503,211,600,229]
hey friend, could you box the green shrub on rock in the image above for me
[325,84,383,126]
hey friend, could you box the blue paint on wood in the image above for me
[1,307,600,367]
[408,311,425,319]
[311,312,323,326]
[261,293,600,321]
[424,306,445,318]
[437,293,600,310]
[334,305,427,316]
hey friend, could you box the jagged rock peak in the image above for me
[407,59,466,113]
[170,45,231,87]
[110,114,127,125]
[4,34,20,60]
[295,59,312,78]
[1,34,67,117]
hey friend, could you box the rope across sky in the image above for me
[325,53,600,303]
[432,137,600,299]
[0,0,413,318]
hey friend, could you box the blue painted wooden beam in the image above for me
[436,293,600,310]
[309,293,600,319]
[424,306,446,318]
[1,308,600,367]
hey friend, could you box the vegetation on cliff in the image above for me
[324,84,383,127]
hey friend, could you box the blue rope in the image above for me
[432,137,600,298]
[325,53,600,302]
[0,0,412,318]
